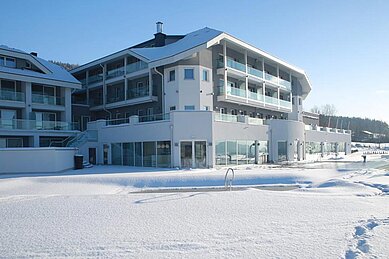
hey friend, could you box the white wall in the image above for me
[0,147,77,173]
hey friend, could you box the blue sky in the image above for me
[2,0,389,123]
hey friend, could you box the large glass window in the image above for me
[227,141,237,165]
[215,141,226,165]
[157,141,171,168]
[237,140,248,165]
[123,142,134,166]
[134,142,142,166]
[111,143,122,165]
[184,68,194,80]
[194,141,207,168]
[5,58,16,68]
[180,141,193,168]
[143,142,156,167]
[278,141,287,161]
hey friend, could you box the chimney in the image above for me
[154,22,166,47]
[30,52,38,57]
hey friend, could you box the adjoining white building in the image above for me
[71,23,351,168]
[0,45,81,148]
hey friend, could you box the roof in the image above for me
[0,45,81,88]
[131,27,223,62]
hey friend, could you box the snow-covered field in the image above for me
[0,152,388,258]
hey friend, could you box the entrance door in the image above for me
[180,141,207,168]
[89,148,96,165]
[278,141,287,161]
[194,141,207,168]
[180,141,193,168]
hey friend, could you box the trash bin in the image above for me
[74,154,84,169]
[362,155,367,163]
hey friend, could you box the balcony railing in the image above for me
[32,94,64,106]
[127,86,149,99]
[107,95,125,104]
[214,113,239,123]
[264,95,279,106]
[228,86,246,98]
[248,91,264,102]
[0,90,25,102]
[106,113,170,126]
[226,57,246,72]
[126,61,148,74]
[279,99,292,109]
[0,119,78,130]
[248,117,264,125]
[106,67,125,80]
[279,78,291,90]
[264,73,279,84]
[247,67,263,78]
[88,74,103,84]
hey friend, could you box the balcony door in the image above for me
[35,112,56,130]
[0,109,16,129]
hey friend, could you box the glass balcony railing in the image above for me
[0,119,77,130]
[139,113,170,123]
[264,73,279,84]
[279,78,291,90]
[226,57,246,72]
[214,113,239,123]
[227,86,246,98]
[265,95,279,106]
[279,99,292,109]
[248,117,263,125]
[107,95,125,104]
[88,74,103,84]
[32,94,64,106]
[106,67,125,80]
[0,90,25,102]
[126,61,148,74]
[127,86,149,99]
[247,67,263,78]
[248,91,264,102]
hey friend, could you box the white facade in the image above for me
[0,45,81,148]
[70,26,351,168]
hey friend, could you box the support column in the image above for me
[148,69,152,97]
[64,88,72,123]
[24,82,32,119]
[86,70,89,104]
[33,134,39,147]
[254,140,259,164]
[102,64,107,106]
[223,41,227,98]
[124,57,128,100]
[244,50,248,103]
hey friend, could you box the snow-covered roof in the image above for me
[0,45,81,88]
[131,27,223,63]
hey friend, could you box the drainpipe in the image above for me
[100,64,112,119]
[153,67,164,114]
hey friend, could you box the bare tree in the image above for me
[310,105,321,114]
[321,104,337,116]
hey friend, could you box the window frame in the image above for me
[168,69,175,82]
[202,69,209,82]
[184,68,194,80]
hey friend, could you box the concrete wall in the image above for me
[0,147,77,173]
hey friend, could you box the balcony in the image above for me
[264,73,279,85]
[107,95,125,104]
[279,78,291,90]
[106,67,125,80]
[32,94,64,106]
[105,113,170,126]
[247,67,263,79]
[248,90,264,102]
[126,61,148,74]
[279,99,292,109]
[88,74,103,84]
[0,119,78,131]
[127,86,149,99]
[264,95,279,106]
[226,57,246,72]
[0,90,25,102]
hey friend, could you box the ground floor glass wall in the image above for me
[215,140,267,166]
[111,140,171,168]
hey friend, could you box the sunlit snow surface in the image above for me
[0,152,388,258]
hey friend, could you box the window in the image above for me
[184,68,194,80]
[169,70,175,81]
[0,56,16,68]
[204,106,210,111]
[184,105,195,111]
[5,58,16,68]
[170,106,176,111]
[202,69,209,81]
